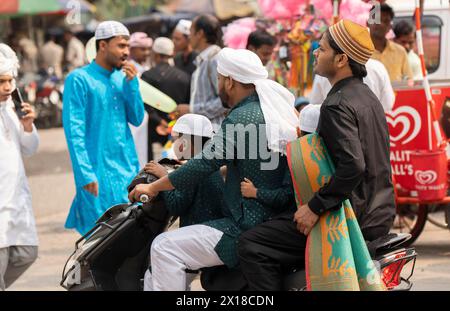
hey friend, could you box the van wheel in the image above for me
[391,204,428,246]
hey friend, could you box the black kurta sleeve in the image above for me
[308,101,366,215]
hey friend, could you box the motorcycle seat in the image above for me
[367,233,412,257]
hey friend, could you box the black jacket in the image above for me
[308,77,395,236]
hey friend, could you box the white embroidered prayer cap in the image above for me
[174,19,192,36]
[95,21,130,40]
[152,37,175,56]
[299,104,321,133]
[172,114,214,138]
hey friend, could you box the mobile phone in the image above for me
[11,88,26,119]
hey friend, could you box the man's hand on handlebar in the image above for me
[129,183,160,203]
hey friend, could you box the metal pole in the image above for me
[414,0,443,150]
[332,0,340,24]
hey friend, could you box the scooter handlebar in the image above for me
[139,194,150,203]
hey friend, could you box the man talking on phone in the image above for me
[0,43,39,290]
[62,21,144,235]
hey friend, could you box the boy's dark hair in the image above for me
[192,14,223,46]
[373,3,395,20]
[95,37,113,51]
[326,30,368,80]
[394,20,415,38]
[246,30,276,49]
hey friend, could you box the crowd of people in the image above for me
[8,27,87,81]
[0,2,426,291]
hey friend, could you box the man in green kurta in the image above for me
[130,48,299,291]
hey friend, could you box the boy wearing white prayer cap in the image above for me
[172,19,198,76]
[0,43,39,290]
[130,47,297,291]
[62,21,145,235]
[299,103,321,136]
[142,114,225,291]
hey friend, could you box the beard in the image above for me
[106,53,125,70]
[314,59,336,80]
[219,89,230,109]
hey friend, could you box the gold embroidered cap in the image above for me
[329,19,375,65]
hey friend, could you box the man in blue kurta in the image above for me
[130,48,300,290]
[63,21,144,235]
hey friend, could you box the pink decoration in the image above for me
[339,0,373,25]
[257,0,307,19]
[313,0,333,18]
[313,0,373,25]
[223,18,257,49]
[257,0,373,26]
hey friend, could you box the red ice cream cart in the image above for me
[386,0,450,243]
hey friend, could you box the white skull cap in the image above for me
[152,37,175,56]
[299,104,321,133]
[175,19,192,36]
[172,114,214,138]
[95,21,130,40]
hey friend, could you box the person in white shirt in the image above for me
[40,32,64,78]
[128,32,153,168]
[64,29,86,73]
[0,43,39,291]
[308,58,395,112]
[129,32,153,76]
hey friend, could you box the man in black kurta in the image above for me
[238,20,396,290]
[309,76,395,239]
[141,37,191,160]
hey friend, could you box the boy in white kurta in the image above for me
[0,43,39,291]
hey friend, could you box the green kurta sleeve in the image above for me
[161,187,196,217]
